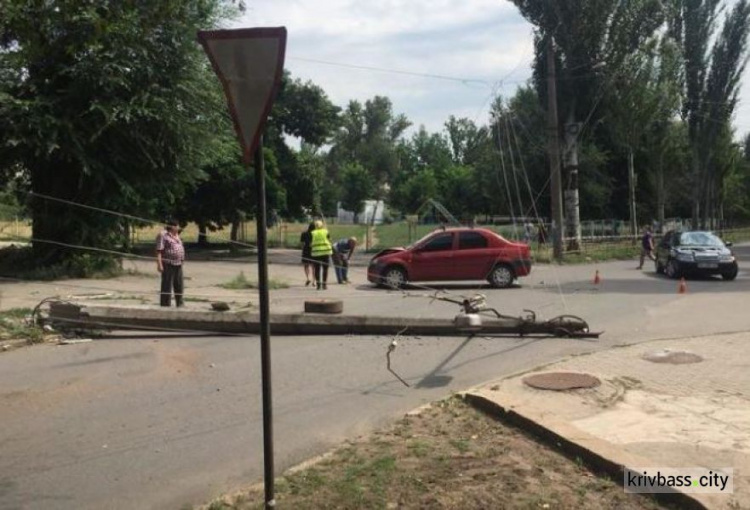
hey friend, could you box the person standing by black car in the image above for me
[638,226,656,269]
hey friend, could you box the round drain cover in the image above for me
[304,299,344,314]
[523,372,600,391]
[642,349,703,364]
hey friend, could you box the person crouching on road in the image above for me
[332,237,357,284]
[156,219,186,306]
[310,220,333,290]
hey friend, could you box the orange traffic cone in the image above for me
[593,270,601,285]
[678,277,687,294]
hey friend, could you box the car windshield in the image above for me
[677,232,724,247]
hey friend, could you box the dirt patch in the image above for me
[156,344,203,379]
[1,376,94,413]
[205,396,667,510]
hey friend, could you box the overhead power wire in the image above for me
[289,56,494,86]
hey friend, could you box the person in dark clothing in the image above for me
[300,222,315,286]
[638,226,656,269]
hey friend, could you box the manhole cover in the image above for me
[523,372,600,391]
[642,349,703,364]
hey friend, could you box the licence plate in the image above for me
[698,263,718,269]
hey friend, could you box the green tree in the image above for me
[389,169,440,215]
[0,0,234,268]
[327,96,410,223]
[178,72,339,241]
[672,0,750,227]
[439,165,478,221]
[266,74,340,219]
[606,37,682,235]
[508,0,665,244]
[340,162,374,223]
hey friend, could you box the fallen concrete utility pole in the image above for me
[46,303,601,339]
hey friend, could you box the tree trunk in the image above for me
[691,150,701,230]
[230,221,240,242]
[198,224,209,246]
[700,167,712,230]
[122,221,131,251]
[656,154,665,233]
[29,158,125,275]
[627,148,637,241]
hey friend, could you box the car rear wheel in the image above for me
[382,266,407,289]
[665,259,681,279]
[488,264,515,289]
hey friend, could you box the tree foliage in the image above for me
[3,0,750,272]
[0,0,234,264]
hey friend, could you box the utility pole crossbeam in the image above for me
[546,36,564,261]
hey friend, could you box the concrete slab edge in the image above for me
[459,327,750,405]
[461,392,708,510]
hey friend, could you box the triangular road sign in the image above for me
[198,27,287,164]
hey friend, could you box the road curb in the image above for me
[461,392,708,510]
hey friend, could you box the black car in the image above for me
[655,230,738,280]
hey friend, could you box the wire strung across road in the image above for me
[13,192,533,300]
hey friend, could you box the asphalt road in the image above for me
[2,246,750,509]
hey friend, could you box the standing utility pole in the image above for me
[546,36,564,261]
[563,115,582,250]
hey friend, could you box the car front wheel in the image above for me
[665,259,681,279]
[488,264,515,288]
[722,265,738,281]
[655,256,664,274]
[382,266,407,289]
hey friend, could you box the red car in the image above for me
[367,227,532,289]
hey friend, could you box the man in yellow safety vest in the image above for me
[310,220,333,290]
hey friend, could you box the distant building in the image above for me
[337,200,387,225]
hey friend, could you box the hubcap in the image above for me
[385,270,404,288]
[492,266,512,287]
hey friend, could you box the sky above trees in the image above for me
[239,0,750,136]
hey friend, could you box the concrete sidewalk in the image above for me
[467,332,750,509]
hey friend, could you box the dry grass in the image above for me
[202,396,667,510]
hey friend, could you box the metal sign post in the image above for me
[198,27,287,510]
[254,135,274,507]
